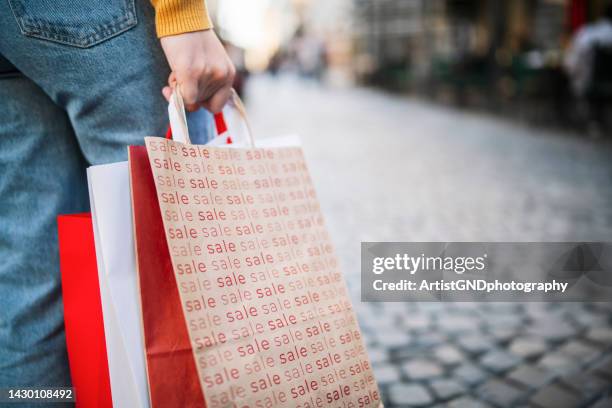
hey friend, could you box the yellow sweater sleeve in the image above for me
[150,0,213,38]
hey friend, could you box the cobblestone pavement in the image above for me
[245,75,612,407]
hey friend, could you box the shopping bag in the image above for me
[129,145,205,407]
[136,89,382,407]
[87,162,150,408]
[57,213,112,408]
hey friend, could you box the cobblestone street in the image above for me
[246,75,612,408]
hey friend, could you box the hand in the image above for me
[160,30,235,113]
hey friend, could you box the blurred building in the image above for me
[352,0,609,82]
[351,0,612,129]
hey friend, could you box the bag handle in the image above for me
[167,86,255,147]
[167,85,189,143]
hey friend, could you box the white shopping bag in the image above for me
[87,162,150,408]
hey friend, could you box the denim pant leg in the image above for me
[0,0,213,389]
[0,75,88,391]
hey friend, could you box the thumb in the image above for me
[162,86,172,101]
[162,71,177,101]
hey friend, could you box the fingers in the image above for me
[202,85,233,114]
[163,65,235,113]
[201,65,235,112]
[163,81,233,113]
[161,71,202,111]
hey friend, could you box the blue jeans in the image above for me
[0,0,213,392]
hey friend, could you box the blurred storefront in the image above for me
[351,0,612,129]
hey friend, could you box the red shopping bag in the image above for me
[129,145,205,407]
[57,214,112,408]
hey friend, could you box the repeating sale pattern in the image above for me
[145,137,381,408]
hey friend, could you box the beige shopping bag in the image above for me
[143,89,382,407]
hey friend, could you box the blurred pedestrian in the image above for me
[291,27,326,81]
[564,4,612,135]
[565,5,612,96]
[0,0,234,391]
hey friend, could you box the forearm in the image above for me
[152,0,234,113]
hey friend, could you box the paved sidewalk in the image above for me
[246,75,612,407]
